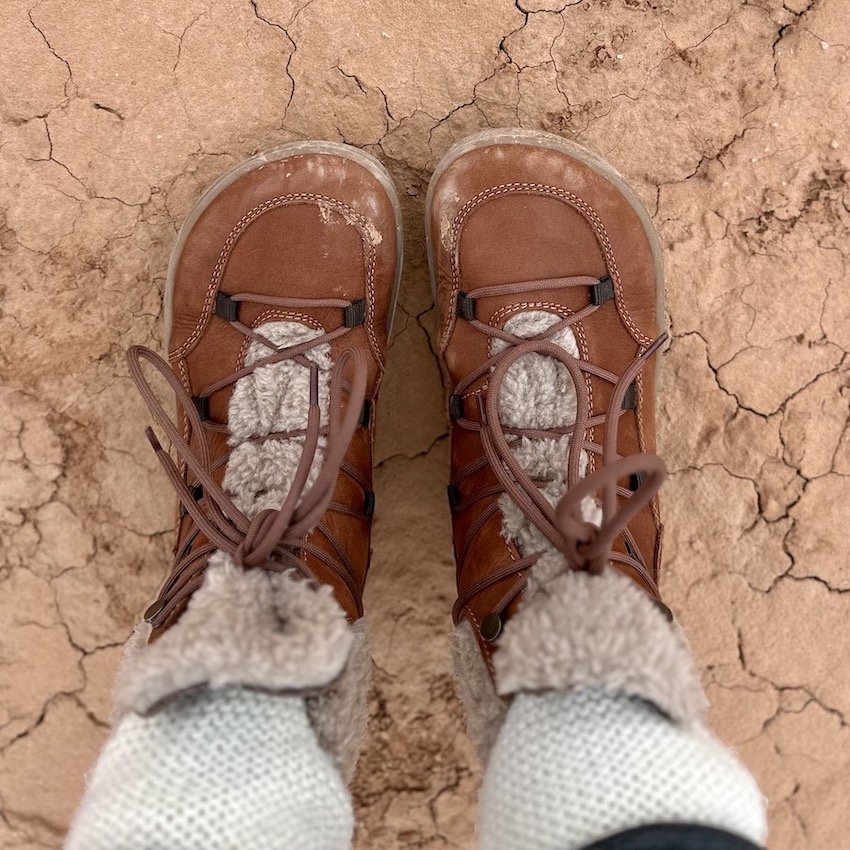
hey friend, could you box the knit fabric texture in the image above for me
[65,687,353,850]
[477,688,767,850]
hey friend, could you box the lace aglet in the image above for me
[145,427,163,453]
[309,364,319,407]
[645,333,669,358]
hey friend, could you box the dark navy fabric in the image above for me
[577,824,763,850]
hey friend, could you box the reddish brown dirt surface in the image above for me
[1,2,848,848]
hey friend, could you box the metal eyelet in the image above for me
[481,612,503,642]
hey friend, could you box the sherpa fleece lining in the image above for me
[453,569,707,763]
[493,569,707,723]
[113,553,354,719]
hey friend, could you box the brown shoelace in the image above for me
[449,275,668,623]
[128,291,369,630]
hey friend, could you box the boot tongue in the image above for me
[171,320,330,578]
[491,310,601,570]
[224,320,330,517]
[493,310,580,431]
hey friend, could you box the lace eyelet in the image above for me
[481,612,503,642]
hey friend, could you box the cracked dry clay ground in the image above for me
[1,1,848,848]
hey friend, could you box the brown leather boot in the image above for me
[115,142,401,779]
[427,130,687,753]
